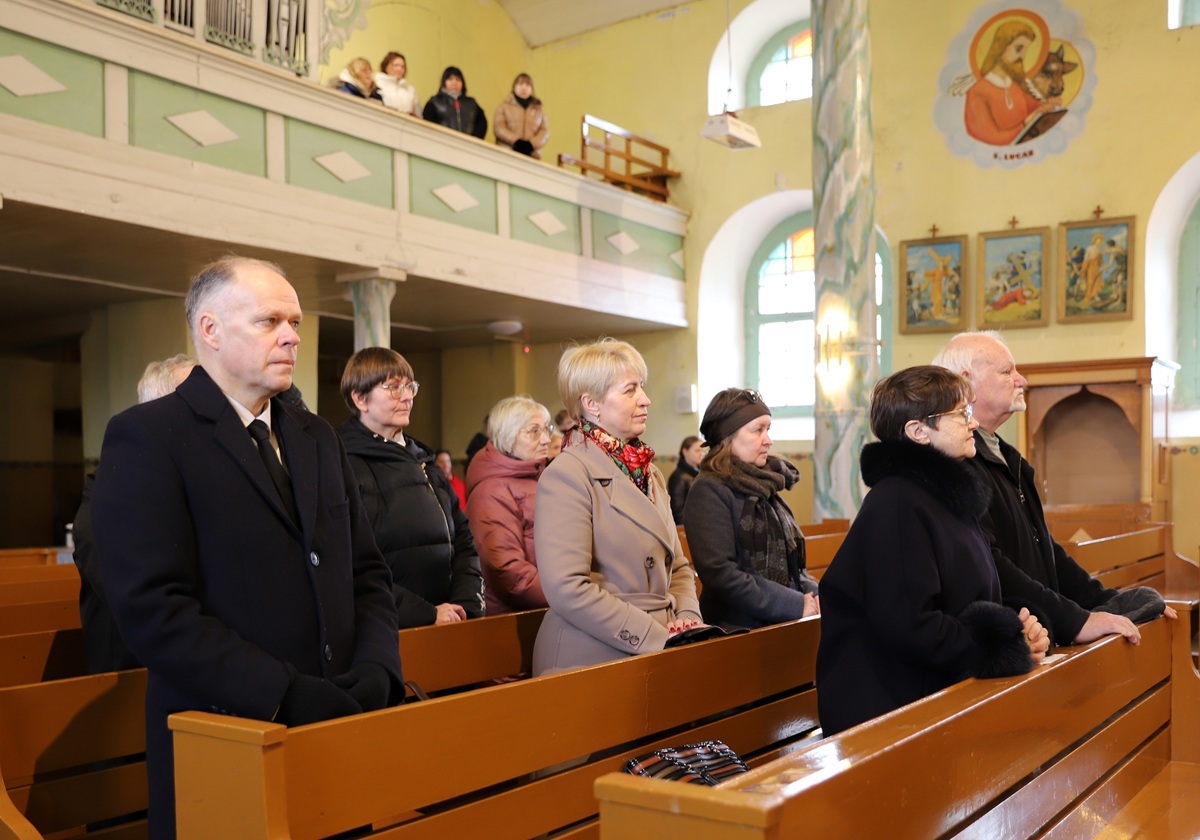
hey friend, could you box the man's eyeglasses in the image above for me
[521,424,554,439]
[927,403,973,424]
[377,381,420,398]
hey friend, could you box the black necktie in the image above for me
[248,420,297,521]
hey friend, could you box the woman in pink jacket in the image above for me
[465,396,552,615]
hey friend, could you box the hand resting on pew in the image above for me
[1018,607,1050,662]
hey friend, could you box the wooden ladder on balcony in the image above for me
[557,114,680,202]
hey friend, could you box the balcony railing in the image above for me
[95,0,315,77]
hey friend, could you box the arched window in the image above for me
[755,28,814,106]
[747,222,817,415]
[1174,199,1200,403]
[1168,0,1200,28]
[745,213,892,434]
[706,0,812,115]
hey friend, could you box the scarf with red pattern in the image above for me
[574,420,656,496]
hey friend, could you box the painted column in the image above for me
[341,269,405,350]
[811,0,877,518]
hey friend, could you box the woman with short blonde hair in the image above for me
[532,339,703,675]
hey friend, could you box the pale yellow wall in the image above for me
[337,0,1200,531]
[81,299,319,460]
[323,0,532,138]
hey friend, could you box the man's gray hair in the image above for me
[137,354,197,404]
[488,395,551,456]
[931,330,1007,374]
[184,256,287,338]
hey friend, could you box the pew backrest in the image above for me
[1069,524,1169,592]
[597,613,1183,838]
[170,616,822,838]
[0,669,149,838]
[0,550,57,569]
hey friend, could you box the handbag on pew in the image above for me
[663,624,748,648]
[621,740,750,786]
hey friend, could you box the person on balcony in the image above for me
[375,52,421,117]
[336,57,383,102]
[494,73,549,158]
[423,66,487,139]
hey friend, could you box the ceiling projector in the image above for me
[701,112,762,149]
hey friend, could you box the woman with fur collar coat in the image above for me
[816,367,1048,737]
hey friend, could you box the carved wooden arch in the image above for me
[1026,383,1142,444]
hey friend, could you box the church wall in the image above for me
[330,1,1200,530]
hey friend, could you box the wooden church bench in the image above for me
[0,609,549,838]
[0,578,78,608]
[0,600,80,637]
[0,549,57,569]
[596,606,1197,839]
[0,564,78,585]
[0,669,150,839]
[1068,522,1179,594]
[169,615,822,838]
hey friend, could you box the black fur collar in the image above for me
[860,440,991,522]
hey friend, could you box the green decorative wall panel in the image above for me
[129,71,265,176]
[285,118,393,208]
[0,29,103,137]
[409,157,497,234]
[509,187,581,255]
[591,212,684,280]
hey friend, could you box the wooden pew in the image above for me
[1069,522,1176,593]
[0,549,57,569]
[0,628,87,688]
[0,564,77,585]
[0,669,149,839]
[597,605,1199,838]
[804,531,846,582]
[0,610,548,838]
[1045,502,1153,541]
[0,578,79,608]
[169,616,821,838]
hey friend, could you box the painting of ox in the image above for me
[977,227,1050,328]
[1058,216,1134,323]
[899,235,969,334]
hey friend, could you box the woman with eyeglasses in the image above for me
[464,396,552,615]
[338,347,484,627]
[532,338,704,676]
[683,388,819,630]
[815,366,1048,737]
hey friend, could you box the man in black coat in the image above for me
[933,331,1173,646]
[91,257,402,838]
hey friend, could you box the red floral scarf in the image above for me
[576,420,656,495]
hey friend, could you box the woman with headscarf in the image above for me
[683,388,818,629]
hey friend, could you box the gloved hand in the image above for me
[276,674,362,726]
[331,661,392,712]
[512,139,535,155]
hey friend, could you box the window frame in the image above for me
[745,21,814,109]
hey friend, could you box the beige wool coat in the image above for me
[532,438,701,676]
[493,93,549,158]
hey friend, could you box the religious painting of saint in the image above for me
[1058,216,1134,323]
[934,0,1096,169]
[898,235,969,334]
[977,227,1050,328]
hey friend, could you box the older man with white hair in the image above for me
[933,331,1173,649]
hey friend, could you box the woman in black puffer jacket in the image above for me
[339,347,483,628]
